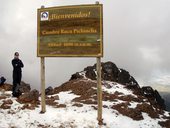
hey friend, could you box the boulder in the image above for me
[18,89,39,103]
[118,69,131,85]
[45,86,54,95]
[84,66,96,80]
[142,86,155,97]
[19,81,31,93]
[70,72,84,80]
[102,61,119,81]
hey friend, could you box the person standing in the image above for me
[12,52,24,97]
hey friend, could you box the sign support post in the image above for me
[95,1,103,125]
[96,57,103,125]
[40,5,46,113]
[40,57,46,113]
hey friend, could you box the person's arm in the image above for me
[12,59,17,68]
[19,60,24,68]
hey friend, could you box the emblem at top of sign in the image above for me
[41,11,49,21]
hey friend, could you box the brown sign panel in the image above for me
[37,4,103,57]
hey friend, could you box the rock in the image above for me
[46,99,58,106]
[45,95,59,107]
[0,103,11,109]
[112,102,143,120]
[136,103,159,118]
[142,86,155,97]
[84,66,96,80]
[70,61,139,88]
[70,72,84,80]
[19,81,31,93]
[154,90,166,110]
[142,86,166,110]
[21,104,36,110]
[128,76,139,87]
[0,99,13,109]
[67,61,166,111]
[117,69,139,88]
[45,86,54,95]
[84,65,95,72]
[0,84,12,91]
[0,81,31,93]
[118,69,130,85]
[56,104,66,108]
[85,70,96,80]
[101,61,119,81]
[52,95,59,100]
[3,99,13,104]
[159,119,170,128]
[18,89,39,103]
[72,103,83,107]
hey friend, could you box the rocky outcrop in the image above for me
[142,86,166,110]
[118,69,138,87]
[0,81,31,93]
[70,61,166,111]
[101,61,119,82]
[70,72,84,80]
[84,66,97,80]
[71,61,139,88]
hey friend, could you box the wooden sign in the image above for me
[37,4,103,57]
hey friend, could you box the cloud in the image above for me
[0,0,170,91]
[139,47,161,64]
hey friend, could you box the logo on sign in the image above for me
[41,12,49,21]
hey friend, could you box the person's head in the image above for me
[14,52,19,59]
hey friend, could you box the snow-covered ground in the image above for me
[0,82,168,128]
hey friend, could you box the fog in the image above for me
[0,0,170,91]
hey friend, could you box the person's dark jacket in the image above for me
[12,58,24,72]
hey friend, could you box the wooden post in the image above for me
[96,57,103,125]
[40,4,46,114]
[40,57,46,113]
[96,1,103,125]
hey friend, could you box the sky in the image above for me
[0,0,170,92]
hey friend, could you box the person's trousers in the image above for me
[12,71,22,93]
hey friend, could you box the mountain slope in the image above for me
[0,61,170,128]
[0,80,170,128]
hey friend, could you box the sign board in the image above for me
[37,4,103,57]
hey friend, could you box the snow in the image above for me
[1,105,163,128]
[79,71,86,78]
[0,83,168,128]
[102,81,137,97]
[128,102,139,109]
[57,91,79,105]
